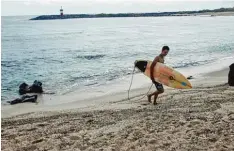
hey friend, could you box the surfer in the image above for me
[147,46,170,105]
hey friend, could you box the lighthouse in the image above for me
[60,6,63,16]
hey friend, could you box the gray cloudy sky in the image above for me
[2,0,234,16]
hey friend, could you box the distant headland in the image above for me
[30,7,234,20]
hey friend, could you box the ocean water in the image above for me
[2,16,234,102]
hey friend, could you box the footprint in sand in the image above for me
[36,123,49,127]
[32,138,44,144]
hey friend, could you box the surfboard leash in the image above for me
[127,65,136,100]
[128,65,153,101]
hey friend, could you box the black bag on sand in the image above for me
[19,82,29,95]
[228,63,234,86]
[7,95,38,105]
[18,80,43,95]
[29,80,43,93]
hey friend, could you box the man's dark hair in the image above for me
[162,46,170,51]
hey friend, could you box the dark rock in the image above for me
[228,63,234,86]
[187,76,194,80]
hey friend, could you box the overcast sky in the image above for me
[2,0,234,16]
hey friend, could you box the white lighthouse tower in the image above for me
[60,6,63,16]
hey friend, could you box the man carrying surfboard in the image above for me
[147,46,170,105]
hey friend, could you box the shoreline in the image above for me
[1,64,231,118]
[2,66,234,150]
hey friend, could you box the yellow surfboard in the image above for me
[135,60,192,89]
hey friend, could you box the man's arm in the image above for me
[150,56,159,83]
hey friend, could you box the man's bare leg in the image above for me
[152,90,164,105]
[153,94,159,105]
[147,94,152,103]
[147,91,159,103]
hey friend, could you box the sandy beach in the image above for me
[196,12,234,16]
[1,67,234,151]
[176,11,234,16]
